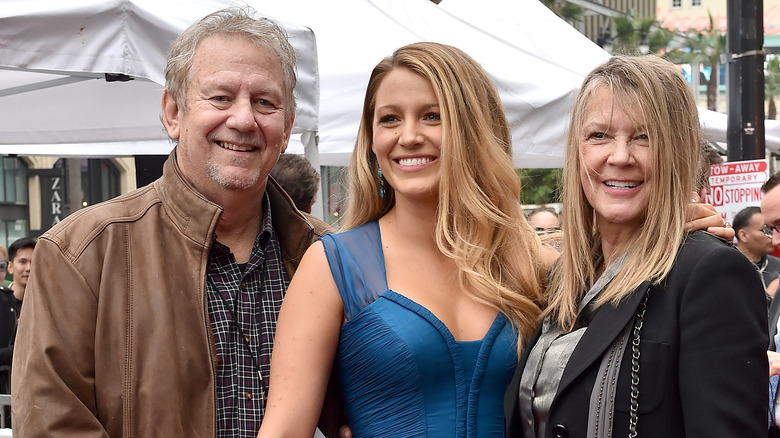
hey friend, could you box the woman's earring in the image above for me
[377,167,386,198]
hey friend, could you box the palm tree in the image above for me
[766,55,780,119]
[609,16,674,55]
[664,12,726,111]
[540,0,584,25]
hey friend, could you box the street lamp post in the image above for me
[726,0,765,162]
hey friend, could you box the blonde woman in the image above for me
[505,55,767,437]
[258,42,550,437]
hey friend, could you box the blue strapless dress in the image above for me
[320,221,517,437]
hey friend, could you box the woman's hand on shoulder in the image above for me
[685,200,733,241]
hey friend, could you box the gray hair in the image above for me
[164,7,297,118]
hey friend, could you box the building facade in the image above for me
[656,0,780,113]
[656,0,780,39]
[579,0,658,42]
[0,156,135,250]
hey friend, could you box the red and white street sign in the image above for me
[705,159,770,223]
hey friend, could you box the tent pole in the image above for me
[302,130,325,221]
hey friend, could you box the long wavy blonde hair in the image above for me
[341,42,546,353]
[547,55,703,328]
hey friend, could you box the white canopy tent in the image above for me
[399,0,608,168]
[379,0,780,166]
[2,0,779,169]
[0,0,319,157]
[239,0,611,168]
[239,0,780,167]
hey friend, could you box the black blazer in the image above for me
[505,231,769,438]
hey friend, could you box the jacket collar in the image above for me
[154,149,328,275]
[266,175,316,272]
[554,281,651,398]
[504,286,648,435]
[154,150,223,248]
[755,254,770,272]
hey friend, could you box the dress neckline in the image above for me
[372,220,503,343]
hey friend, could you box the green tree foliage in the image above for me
[519,168,562,205]
[612,16,673,53]
[540,0,584,24]
[610,16,673,55]
[648,25,676,53]
[663,12,726,111]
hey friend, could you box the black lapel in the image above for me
[554,281,652,398]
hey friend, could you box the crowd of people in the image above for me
[4,5,779,438]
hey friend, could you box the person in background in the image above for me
[527,208,561,234]
[505,54,767,437]
[0,247,9,289]
[695,142,723,202]
[11,8,331,437]
[0,244,17,426]
[6,238,34,304]
[761,172,780,434]
[0,238,31,428]
[0,246,8,291]
[527,208,563,253]
[733,206,780,299]
[270,153,321,214]
[764,174,780,352]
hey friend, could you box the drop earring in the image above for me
[377,166,386,198]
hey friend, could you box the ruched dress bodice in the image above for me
[320,222,517,437]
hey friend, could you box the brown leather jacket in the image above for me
[11,152,332,437]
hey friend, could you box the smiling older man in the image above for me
[11,8,331,438]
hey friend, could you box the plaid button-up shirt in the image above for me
[206,197,289,437]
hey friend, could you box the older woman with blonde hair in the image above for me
[505,55,768,437]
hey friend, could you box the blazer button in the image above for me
[552,424,568,438]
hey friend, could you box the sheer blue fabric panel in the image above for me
[320,222,385,320]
